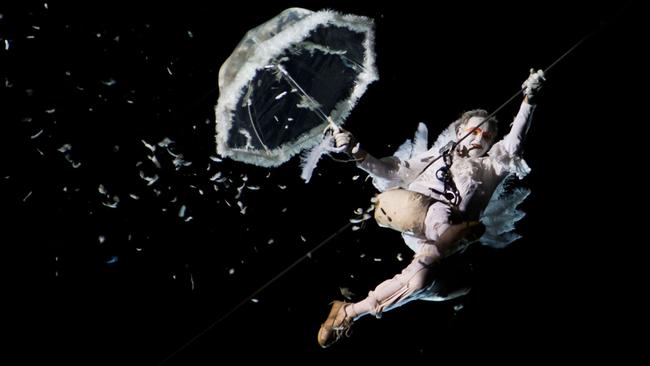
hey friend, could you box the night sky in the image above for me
[2,1,641,364]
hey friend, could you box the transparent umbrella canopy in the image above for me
[215,7,378,168]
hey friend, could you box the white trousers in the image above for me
[349,244,441,319]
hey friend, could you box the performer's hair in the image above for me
[458,109,498,136]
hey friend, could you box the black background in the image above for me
[1,1,642,364]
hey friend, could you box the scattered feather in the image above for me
[210,172,222,181]
[349,214,371,224]
[139,171,159,186]
[30,129,43,139]
[141,140,156,152]
[58,144,72,154]
[101,78,117,86]
[102,197,119,208]
[158,137,173,147]
[300,134,335,183]
[147,154,161,169]
[173,155,192,169]
[339,287,355,300]
[98,184,107,195]
[235,183,245,199]
[237,201,247,215]
[165,146,180,158]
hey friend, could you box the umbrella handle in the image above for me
[324,117,340,134]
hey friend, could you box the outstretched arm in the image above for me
[497,69,545,156]
[334,128,403,181]
[500,100,535,156]
[334,127,450,190]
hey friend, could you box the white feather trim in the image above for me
[300,134,336,183]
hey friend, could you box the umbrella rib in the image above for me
[276,64,330,124]
[245,81,271,152]
[340,54,367,73]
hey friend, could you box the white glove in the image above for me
[333,128,358,156]
[522,68,546,103]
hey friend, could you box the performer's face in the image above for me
[456,117,495,158]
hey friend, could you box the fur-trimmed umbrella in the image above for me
[215,7,378,171]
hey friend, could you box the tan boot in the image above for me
[317,301,354,348]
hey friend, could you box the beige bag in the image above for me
[374,188,433,236]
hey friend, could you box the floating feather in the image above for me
[300,133,336,183]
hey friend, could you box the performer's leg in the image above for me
[347,244,440,320]
[317,244,440,347]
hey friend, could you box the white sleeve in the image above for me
[493,101,535,157]
[357,147,437,191]
[356,154,404,191]
[487,101,535,179]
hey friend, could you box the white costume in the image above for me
[317,70,545,348]
[347,100,536,318]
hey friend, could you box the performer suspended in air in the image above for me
[318,69,546,348]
